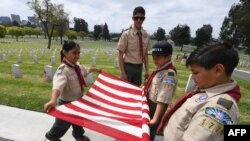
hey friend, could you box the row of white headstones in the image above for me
[1,47,119,82]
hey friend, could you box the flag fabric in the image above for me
[48,71,150,141]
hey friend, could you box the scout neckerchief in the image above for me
[62,58,87,91]
[227,84,241,103]
[143,62,176,96]
[157,84,241,133]
[137,31,144,62]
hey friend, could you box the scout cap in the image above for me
[152,41,173,56]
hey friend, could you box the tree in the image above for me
[7,26,24,41]
[237,0,250,55]
[78,31,86,40]
[55,4,69,44]
[74,18,89,33]
[0,25,6,38]
[93,25,102,40]
[195,24,213,46]
[220,4,241,48]
[66,30,77,40]
[23,27,33,37]
[27,0,69,49]
[153,27,166,41]
[169,24,191,51]
[220,0,250,56]
[102,23,110,41]
[33,27,43,38]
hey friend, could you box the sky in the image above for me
[0,0,239,38]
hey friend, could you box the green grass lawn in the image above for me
[0,38,249,124]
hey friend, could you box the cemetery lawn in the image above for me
[0,38,249,124]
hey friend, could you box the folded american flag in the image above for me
[48,71,150,141]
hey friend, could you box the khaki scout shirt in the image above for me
[163,81,240,141]
[148,62,177,104]
[117,24,151,64]
[53,62,88,101]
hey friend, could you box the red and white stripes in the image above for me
[49,71,150,141]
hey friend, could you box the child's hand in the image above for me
[96,68,102,73]
[89,67,102,73]
[44,100,56,113]
[148,119,157,127]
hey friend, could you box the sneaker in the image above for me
[75,135,90,141]
[45,132,61,141]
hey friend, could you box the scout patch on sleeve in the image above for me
[163,79,175,88]
[195,94,208,103]
[56,66,65,75]
[205,107,233,125]
[163,79,175,85]
[199,115,224,135]
[157,71,164,78]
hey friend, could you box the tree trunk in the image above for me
[47,36,52,49]
[47,25,55,49]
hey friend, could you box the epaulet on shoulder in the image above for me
[217,97,233,110]
[167,69,176,76]
[58,64,66,69]
[124,25,132,32]
[123,28,130,33]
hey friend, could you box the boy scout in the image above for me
[117,6,151,86]
[144,41,177,141]
[44,41,101,141]
[158,41,241,141]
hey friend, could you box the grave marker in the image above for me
[44,65,54,81]
[51,55,56,65]
[11,64,22,78]
[17,54,22,63]
[91,56,96,67]
[33,55,38,64]
[114,59,119,68]
[2,54,7,62]
[85,72,94,85]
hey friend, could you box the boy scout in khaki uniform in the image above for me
[158,42,241,141]
[117,6,151,86]
[52,62,88,101]
[144,41,177,141]
[44,41,101,141]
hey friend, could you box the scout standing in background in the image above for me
[117,6,151,86]
[44,40,101,141]
[158,41,241,141]
[144,41,177,141]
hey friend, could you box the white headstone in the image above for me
[109,54,113,61]
[181,58,187,65]
[11,64,22,78]
[91,56,96,67]
[80,52,84,58]
[114,59,119,68]
[185,74,196,93]
[33,55,38,64]
[44,65,54,81]
[17,54,22,63]
[3,54,7,62]
[50,55,56,65]
[85,72,94,85]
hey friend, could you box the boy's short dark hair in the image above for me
[186,41,239,76]
[133,6,145,16]
[151,41,173,56]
